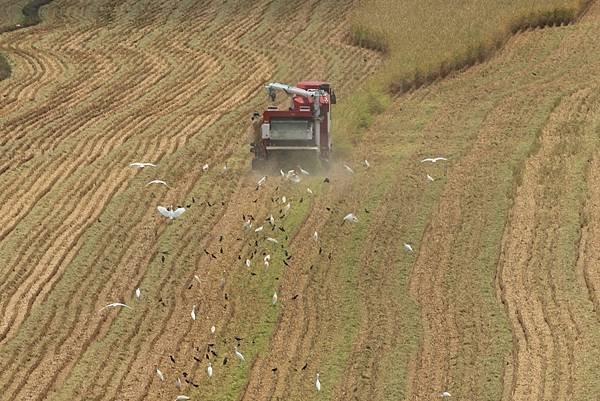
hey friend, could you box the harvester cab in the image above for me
[250,81,336,170]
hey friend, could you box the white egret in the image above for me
[243,219,253,230]
[175,377,181,389]
[245,259,251,268]
[146,179,170,188]
[234,346,245,361]
[404,243,414,253]
[343,213,358,223]
[135,288,141,300]
[257,176,267,186]
[129,162,156,168]
[344,164,354,174]
[207,362,213,378]
[315,373,321,391]
[191,305,196,321]
[313,231,318,242]
[299,166,310,175]
[268,215,275,226]
[254,226,264,233]
[307,188,313,194]
[156,368,165,381]
[363,159,370,168]
[272,291,278,305]
[441,391,451,398]
[202,163,209,171]
[194,275,202,284]
[176,396,190,401]
[289,173,301,183]
[266,237,279,244]
[98,303,132,312]
[427,174,435,182]
[211,325,216,334]
[157,206,186,220]
[280,169,285,177]
[282,203,291,214]
[421,157,448,163]
[282,196,287,203]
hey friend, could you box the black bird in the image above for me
[211,253,217,259]
[219,235,224,242]
[207,201,213,207]
[292,294,299,300]
[170,355,176,363]
[186,204,191,208]
[188,284,193,290]
[192,197,196,203]
[324,178,330,183]
[283,260,289,267]
[204,249,210,255]
[161,255,165,263]
[272,367,278,372]
[235,336,243,341]
[301,362,308,370]
[299,197,303,203]
[220,247,223,254]
[194,356,201,362]
[319,247,322,255]
[364,208,370,214]
[211,350,218,357]
[225,293,229,300]
[223,357,228,365]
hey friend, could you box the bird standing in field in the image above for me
[307,187,313,194]
[135,288,141,300]
[211,325,216,334]
[156,368,165,381]
[427,174,435,182]
[344,164,354,174]
[191,305,196,321]
[157,206,186,220]
[257,176,267,186]
[315,373,321,391]
[421,157,448,163]
[129,162,156,168]
[98,303,132,312]
[441,391,451,398]
[146,179,170,188]
[404,243,414,253]
[207,362,213,378]
[176,396,190,401]
[235,346,245,361]
[299,166,310,175]
[272,291,278,305]
[266,237,279,244]
[363,159,370,168]
[313,231,318,242]
[202,163,209,171]
[175,377,181,389]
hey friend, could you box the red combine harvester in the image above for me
[250,81,336,170]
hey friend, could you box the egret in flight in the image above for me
[98,303,132,312]
[146,180,170,188]
[129,162,156,168]
[157,206,186,220]
[343,213,358,223]
[421,157,448,163]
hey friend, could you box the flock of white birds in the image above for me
[96,157,450,399]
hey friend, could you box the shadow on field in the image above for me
[0,0,54,80]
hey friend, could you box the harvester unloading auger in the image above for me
[250,81,336,170]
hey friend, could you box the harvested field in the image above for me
[1,0,600,401]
